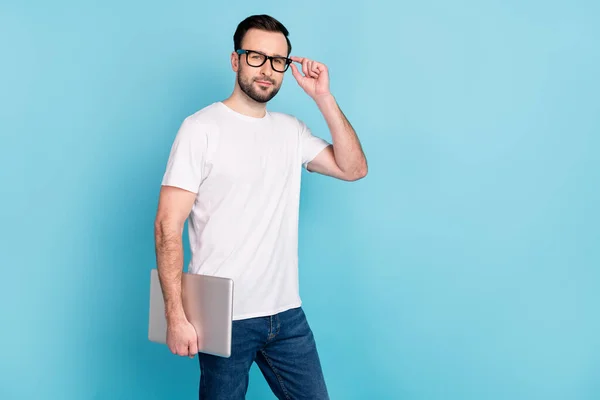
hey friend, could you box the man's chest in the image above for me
[209,128,300,183]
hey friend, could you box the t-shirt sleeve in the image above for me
[161,117,208,193]
[299,119,331,171]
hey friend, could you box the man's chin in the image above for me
[239,81,279,103]
[250,91,278,103]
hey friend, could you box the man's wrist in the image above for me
[314,92,335,110]
[165,306,187,324]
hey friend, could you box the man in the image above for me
[154,14,367,400]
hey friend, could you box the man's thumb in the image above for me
[290,63,302,82]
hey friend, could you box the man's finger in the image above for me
[302,59,309,78]
[307,60,314,77]
[189,338,198,358]
[309,61,319,78]
[290,56,304,63]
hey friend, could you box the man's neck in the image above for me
[222,90,267,118]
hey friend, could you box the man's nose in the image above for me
[260,59,274,76]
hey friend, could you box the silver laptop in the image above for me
[148,268,234,358]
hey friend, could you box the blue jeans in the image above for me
[197,306,329,399]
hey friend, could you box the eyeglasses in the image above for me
[236,49,292,73]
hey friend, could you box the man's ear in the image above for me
[231,51,239,72]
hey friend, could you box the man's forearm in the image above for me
[315,93,367,176]
[154,222,186,323]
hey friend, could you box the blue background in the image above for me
[1,0,599,399]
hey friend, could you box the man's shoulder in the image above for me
[184,102,222,125]
[268,110,302,127]
[170,103,222,144]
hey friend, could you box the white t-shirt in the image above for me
[161,101,330,320]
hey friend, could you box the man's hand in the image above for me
[166,317,199,358]
[290,56,330,100]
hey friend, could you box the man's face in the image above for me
[234,29,289,103]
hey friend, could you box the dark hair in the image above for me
[233,14,292,56]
